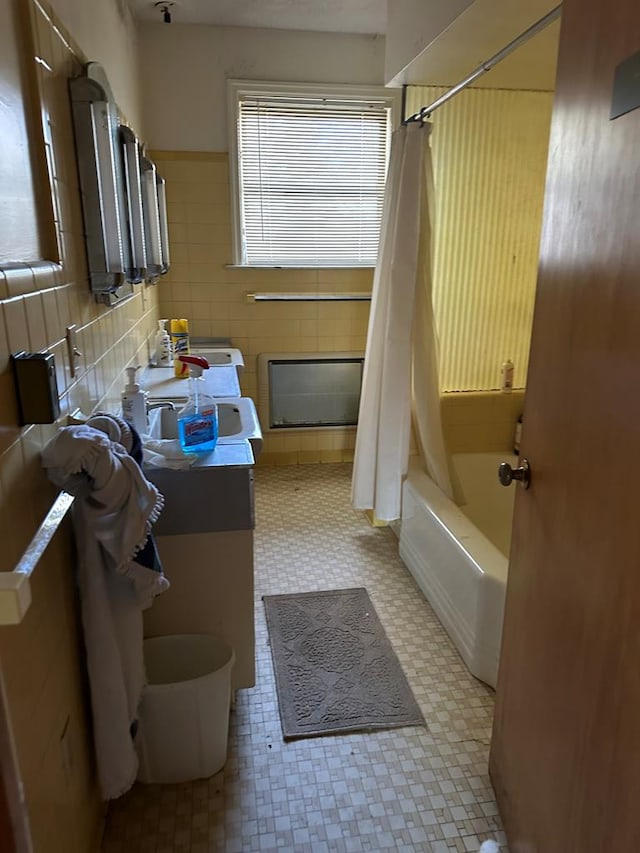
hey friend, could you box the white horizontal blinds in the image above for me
[238,97,390,266]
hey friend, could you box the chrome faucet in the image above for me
[147,400,176,413]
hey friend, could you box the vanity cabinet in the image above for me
[144,453,256,690]
[141,354,260,692]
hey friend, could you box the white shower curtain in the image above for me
[351,122,453,521]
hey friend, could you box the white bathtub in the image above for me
[399,453,516,688]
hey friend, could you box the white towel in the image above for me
[141,436,195,470]
[42,425,168,799]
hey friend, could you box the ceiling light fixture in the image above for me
[154,2,174,24]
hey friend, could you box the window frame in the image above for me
[227,79,400,269]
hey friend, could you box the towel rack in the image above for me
[245,291,372,302]
[0,491,74,625]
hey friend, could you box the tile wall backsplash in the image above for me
[0,2,157,850]
[0,1,158,569]
[151,150,371,465]
[153,151,531,465]
[0,529,102,853]
[441,390,525,453]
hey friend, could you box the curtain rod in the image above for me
[403,4,562,123]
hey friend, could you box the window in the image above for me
[228,81,397,268]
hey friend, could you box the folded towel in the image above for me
[41,423,169,799]
[141,436,195,470]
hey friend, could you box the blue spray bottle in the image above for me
[177,355,218,453]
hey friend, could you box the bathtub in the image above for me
[399,452,516,688]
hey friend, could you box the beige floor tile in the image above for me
[102,464,507,852]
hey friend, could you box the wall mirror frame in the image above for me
[1,1,169,307]
[0,0,63,290]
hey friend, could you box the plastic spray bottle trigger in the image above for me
[177,355,218,453]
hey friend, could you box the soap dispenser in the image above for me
[176,355,218,453]
[155,319,171,366]
[122,366,148,434]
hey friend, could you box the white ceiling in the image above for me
[130,0,559,91]
[131,0,388,35]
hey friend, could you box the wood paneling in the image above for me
[490,0,640,850]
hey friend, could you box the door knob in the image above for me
[498,458,530,489]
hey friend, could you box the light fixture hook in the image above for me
[154,1,174,24]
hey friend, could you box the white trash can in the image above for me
[136,634,235,784]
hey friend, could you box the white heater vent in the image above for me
[257,352,364,431]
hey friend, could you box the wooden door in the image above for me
[489,0,640,850]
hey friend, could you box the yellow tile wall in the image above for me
[0,529,101,853]
[152,145,538,463]
[441,390,525,453]
[151,150,370,464]
[0,3,159,850]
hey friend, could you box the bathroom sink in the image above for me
[189,347,244,373]
[146,397,262,458]
[142,364,241,400]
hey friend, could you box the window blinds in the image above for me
[237,98,391,267]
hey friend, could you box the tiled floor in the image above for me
[102,463,506,852]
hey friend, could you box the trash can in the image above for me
[136,634,235,784]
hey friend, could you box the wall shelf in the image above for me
[246,291,371,303]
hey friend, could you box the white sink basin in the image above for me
[189,347,244,373]
[147,397,262,458]
[142,364,241,400]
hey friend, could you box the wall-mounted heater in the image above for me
[257,352,364,430]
